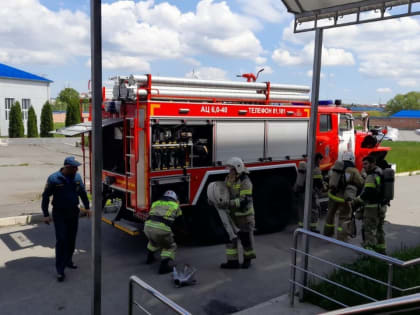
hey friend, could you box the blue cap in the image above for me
[64,156,81,167]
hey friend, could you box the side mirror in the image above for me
[382,128,388,135]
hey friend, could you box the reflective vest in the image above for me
[145,199,182,232]
[225,174,254,216]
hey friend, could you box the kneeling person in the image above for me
[144,190,182,274]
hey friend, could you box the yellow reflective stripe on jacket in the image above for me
[365,203,379,208]
[376,176,381,186]
[234,207,254,216]
[328,191,345,203]
[145,220,171,232]
[233,198,240,208]
[364,183,376,188]
[226,248,238,255]
[240,189,252,196]
[313,174,323,179]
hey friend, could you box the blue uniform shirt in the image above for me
[42,169,90,217]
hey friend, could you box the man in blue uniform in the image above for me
[42,156,91,282]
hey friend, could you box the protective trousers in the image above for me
[53,212,79,275]
[324,198,352,242]
[144,223,177,260]
[226,215,256,262]
[296,191,319,230]
[362,204,387,251]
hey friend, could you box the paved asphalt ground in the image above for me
[0,136,420,314]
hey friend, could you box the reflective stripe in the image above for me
[234,208,254,216]
[328,192,345,203]
[147,243,159,252]
[365,203,379,208]
[234,198,240,208]
[325,223,335,227]
[337,227,343,232]
[313,175,323,179]
[226,249,238,255]
[234,184,241,189]
[240,189,252,196]
[145,220,171,232]
[376,176,381,186]
[244,250,256,257]
[364,183,376,188]
[161,250,174,259]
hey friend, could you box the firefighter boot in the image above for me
[158,258,174,274]
[146,250,156,264]
[241,259,252,269]
[220,260,240,269]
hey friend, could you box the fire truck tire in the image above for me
[253,176,293,233]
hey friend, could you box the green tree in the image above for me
[40,101,54,137]
[58,88,81,126]
[8,101,24,138]
[386,91,420,115]
[27,106,38,137]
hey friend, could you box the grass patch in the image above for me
[53,122,65,138]
[305,245,420,311]
[382,141,420,173]
[0,163,29,167]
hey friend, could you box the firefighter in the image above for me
[220,157,256,269]
[295,153,325,232]
[354,155,387,254]
[323,152,364,242]
[143,190,182,274]
[41,156,91,282]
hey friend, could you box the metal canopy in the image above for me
[281,0,420,32]
[52,118,122,136]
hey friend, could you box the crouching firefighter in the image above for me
[144,190,182,274]
[354,155,394,254]
[324,152,364,242]
[295,153,325,232]
[220,157,256,269]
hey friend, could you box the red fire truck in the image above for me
[58,74,389,241]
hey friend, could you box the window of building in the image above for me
[22,99,31,120]
[319,114,332,132]
[5,98,14,120]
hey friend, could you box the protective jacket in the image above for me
[145,197,182,232]
[225,173,254,216]
[41,169,89,217]
[328,161,364,203]
[360,166,383,205]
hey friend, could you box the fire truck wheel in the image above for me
[253,176,293,233]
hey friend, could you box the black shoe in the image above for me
[241,259,252,269]
[66,262,78,269]
[57,273,65,282]
[146,250,156,264]
[220,260,240,269]
[158,259,173,274]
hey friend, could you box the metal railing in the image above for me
[290,228,420,309]
[129,275,191,315]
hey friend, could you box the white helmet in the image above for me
[225,157,248,174]
[342,151,355,163]
[163,190,178,201]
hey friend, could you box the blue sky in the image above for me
[2,0,420,104]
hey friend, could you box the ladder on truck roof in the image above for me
[111,74,311,104]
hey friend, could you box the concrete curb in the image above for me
[0,213,44,227]
[395,170,420,177]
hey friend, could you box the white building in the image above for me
[0,63,52,136]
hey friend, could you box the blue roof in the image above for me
[0,63,52,83]
[391,110,420,118]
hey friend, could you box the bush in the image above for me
[65,103,81,126]
[40,101,54,137]
[27,106,38,137]
[8,101,24,138]
[59,88,81,127]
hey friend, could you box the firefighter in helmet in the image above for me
[220,157,256,269]
[354,155,388,254]
[143,190,182,274]
[295,153,325,232]
[324,152,364,242]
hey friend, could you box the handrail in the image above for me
[321,292,420,314]
[129,275,191,315]
[289,228,420,309]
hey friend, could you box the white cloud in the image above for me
[281,15,420,84]
[0,0,264,71]
[236,0,288,23]
[185,67,228,80]
[272,43,354,67]
[376,88,392,93]
[397,79,418,87]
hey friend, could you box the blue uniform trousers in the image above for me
[53,210,79,275]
